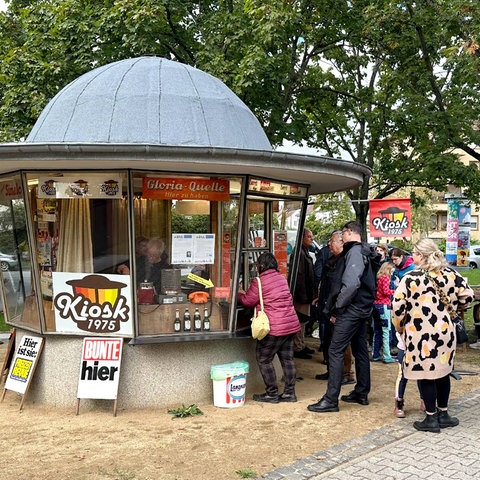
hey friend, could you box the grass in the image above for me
[167,403,204,418]
[0,312,8,332]
[460,268,480,288]
[235,469,257,479]
[458,268,480,334]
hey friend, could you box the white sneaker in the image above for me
[469,340,480,349]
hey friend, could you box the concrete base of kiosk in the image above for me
[16,330,273,410]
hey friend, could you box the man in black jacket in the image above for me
[292,228,316,359]
[307,221,376,413]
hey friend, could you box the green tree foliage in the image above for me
[171,212,209,234]
[305,193,354,243]
[0,201,27,253]
[0,1,479,236]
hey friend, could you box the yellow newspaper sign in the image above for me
[187,273,214,288]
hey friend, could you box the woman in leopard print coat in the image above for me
[392,238,473,433]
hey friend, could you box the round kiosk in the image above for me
[0,57,369,410]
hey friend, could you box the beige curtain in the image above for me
[112,198,129,261]
[57,199,94,273]
[134,197,171,243]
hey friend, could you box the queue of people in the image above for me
[238,224,474,433]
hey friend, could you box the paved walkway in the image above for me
[260,389,480,479]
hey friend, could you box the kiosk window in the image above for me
[0,174,36,330]
[133,173,242,336]
[24,173,130,334]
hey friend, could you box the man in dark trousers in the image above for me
[314,230,355,385]
[292,228,316,359]
[308,242,331,340]
[307,221,377,413]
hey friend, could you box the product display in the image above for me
[203,307,210,331]
[174,309,181,332]
[183,309,191,332]
[194,307,202,331]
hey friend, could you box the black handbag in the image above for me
[426,271,469,345]
[451,315,469,345]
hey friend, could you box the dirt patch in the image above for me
[1,338,479,480]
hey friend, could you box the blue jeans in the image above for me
[373,304,394,362]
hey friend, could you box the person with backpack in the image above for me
[307,221,379,413]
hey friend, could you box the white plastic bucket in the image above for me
[210,361,249,408]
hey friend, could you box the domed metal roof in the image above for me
[26,56,272,150]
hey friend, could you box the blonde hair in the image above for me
[377,261,395,280]
[414,238,448,271]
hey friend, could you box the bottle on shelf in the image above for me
[203,307,210,331]
[183,308,191,332]
[174,308,181,333]
[194,307,202,331]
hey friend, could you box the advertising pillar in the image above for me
[445,194,471,267]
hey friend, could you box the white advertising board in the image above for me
[52,273,133,336]
[77,338,123,400]
[5,335,44,395]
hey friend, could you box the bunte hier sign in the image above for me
[77,338,123,400]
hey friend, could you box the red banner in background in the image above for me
[273,231,288,278]
[369,199,412,238]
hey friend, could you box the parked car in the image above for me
[0,252,18,271]
[469,246,480,269]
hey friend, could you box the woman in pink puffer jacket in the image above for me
[238,252,301,403]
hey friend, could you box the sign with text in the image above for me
[0,179,22,201]
[5,335,44,395]
[248,179,307,197]
[77,338,123,400]
[274,231,288,278]
[142,177,230,201]
[38,176,123,199]
[171,233,216,264]
[221,232,231,288]
[369,199,412,238]
[53,273,133,336]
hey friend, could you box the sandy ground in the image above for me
[1,337,479,480]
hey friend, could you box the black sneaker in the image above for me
[252,393,279,403]
[304,346,315,355]
[294,350,312,359]
[315,372,329,380]
[278,393,297,403]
